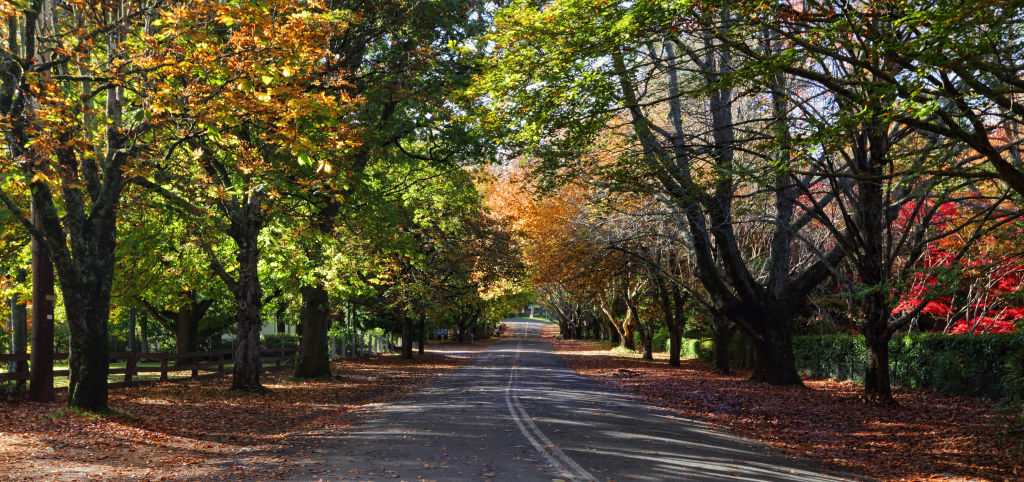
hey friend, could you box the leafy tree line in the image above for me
[0,0,525,411]
[476,0,1024,404]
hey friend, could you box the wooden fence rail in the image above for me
[0,346,299,389]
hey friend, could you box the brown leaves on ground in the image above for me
[543,326,1023,481]
[0,349,481,480]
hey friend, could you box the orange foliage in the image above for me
[483,164,618,298]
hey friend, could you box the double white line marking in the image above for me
[505,322,595,481]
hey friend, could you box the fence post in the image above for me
[192,354,199,379]
[160,356,169,382]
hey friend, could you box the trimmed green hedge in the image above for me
[674,334,755,368]
[680,331,1024,401]
[795,332,1024,400]
[679,338,712,360]
[261,333,300,348]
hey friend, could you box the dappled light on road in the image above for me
[275,319,845,480]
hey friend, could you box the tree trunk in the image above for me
[668,324,682,367]
[621,316,636,351]
[417,317,425,355]
[748,312,802,385]
[712,322,734,374]
[2,296,12,358]
[863,324,895,403]
[400,315,413,359]
[29,210,55,404]
[276,307,286,334]
[856,144,897,404]
[58,25,130,411]
[230,222,264,392]
[63,285,112,411]
[667,283,686,368]
[175,308,198,366]
[127,308,137,352]
[294,285,331,379]
[9,286,27,390]
[139,312,149,353]
[638,323,654,361]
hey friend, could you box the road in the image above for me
[282,318,848,481]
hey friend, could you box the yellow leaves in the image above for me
[254,90,273,103]
[217,12,236,27]
[30,172,49,184]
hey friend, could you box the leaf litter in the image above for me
[0,347,484,480]
[543,324,1023,481]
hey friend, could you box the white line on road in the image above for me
[505,321,595,481]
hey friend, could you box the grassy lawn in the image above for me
[527,316,555,323]
[2,360,234,388]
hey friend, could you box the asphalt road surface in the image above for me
[284,318,849,481]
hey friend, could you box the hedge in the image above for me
[679,331,1024,401]
[672,334,756,368]
[261,333,300,348]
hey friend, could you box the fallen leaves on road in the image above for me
[544,326,1023,481]
[0,348,482,480]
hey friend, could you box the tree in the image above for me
[476,1,847,384]
[0,0,167,410]
[895,206,1024,335]
[0,220,28,388]
[142,0,360,390]
[732,0,1024,197]
[114,197,231,362]
[485,170,623,344]
[287,0,488,375]
[718,0,1022,402]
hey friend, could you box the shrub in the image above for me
[892,332,1024,399]
[0,380,22,401]
[1000,347,1024,445]
[261,333,300,348]
[676,333,756,369]
[793,334,865,381]
[679,331,1024,401]
[681,330,1024,442]
[653,326,670,353]
[676,338,717,364]
[793,331,1024,400]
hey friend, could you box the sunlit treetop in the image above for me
[139,0,362,181]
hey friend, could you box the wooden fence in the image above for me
[0,346,298,389]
